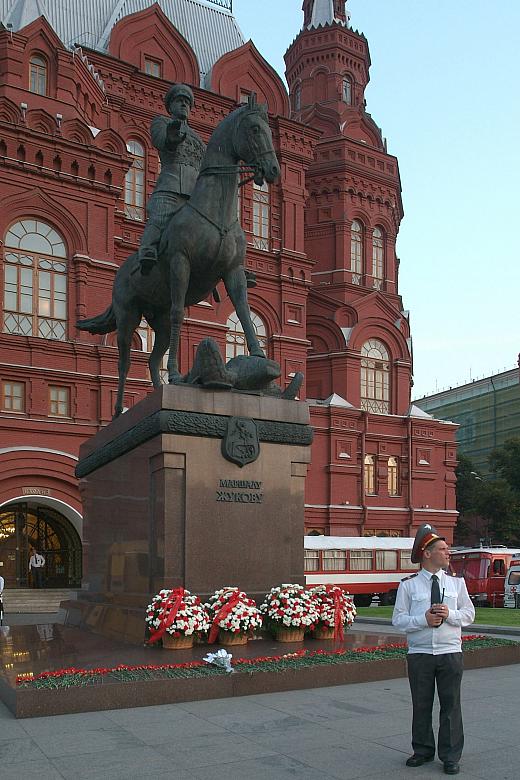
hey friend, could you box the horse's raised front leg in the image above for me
[147,310,170,388]
[167,254,190,383]
[223,265,265,358]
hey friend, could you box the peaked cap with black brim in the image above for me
[411,523,446,564]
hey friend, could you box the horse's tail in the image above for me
[76,305,117,334]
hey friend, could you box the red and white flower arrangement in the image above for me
[145,587,210,645]
[309,585,357,640]
[259,583,320,634]
[205,586,263,643]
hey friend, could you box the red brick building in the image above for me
[0,0,457,588]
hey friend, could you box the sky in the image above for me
[232,0,520,400]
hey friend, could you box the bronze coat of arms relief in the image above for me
[221,417,260,467]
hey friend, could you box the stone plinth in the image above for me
[73,386,312,641]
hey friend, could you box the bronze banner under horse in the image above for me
[77,96,281,417]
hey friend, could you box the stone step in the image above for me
[1,589,79,614]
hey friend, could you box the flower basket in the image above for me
[309,585,357,642]
[145,587,210,647]
[276,628,305,643]
[162,634,194,650]
[205,586,263,645]
[260,583,320,639]
[313,626,335,640]
[218,630,249,646]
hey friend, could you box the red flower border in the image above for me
[15,634,497,686]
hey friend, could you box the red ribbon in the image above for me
[147,588,185,644]
[208,590,241,643]
[326,585,344,642]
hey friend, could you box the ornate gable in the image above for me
[108,3,199,87]
[210,41,290,118]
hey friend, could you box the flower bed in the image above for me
[15,635,515,689]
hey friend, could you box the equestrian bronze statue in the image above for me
[77,94,287,418]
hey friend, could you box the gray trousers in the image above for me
[407,652,464,763]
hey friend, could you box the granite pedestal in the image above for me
[69,385,313,643]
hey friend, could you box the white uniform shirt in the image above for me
[29,553,45,570]
[0,575,4,594]
[392,568,475,655]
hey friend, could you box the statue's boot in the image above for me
[139,246,158,276]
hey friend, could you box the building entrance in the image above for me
[0,503,82,588]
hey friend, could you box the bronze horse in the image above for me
[77,97,280,417]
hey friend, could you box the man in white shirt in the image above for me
[0,573,4,625]
[29,549,45,588]
[392,524,475,776]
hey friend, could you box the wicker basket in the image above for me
[219,631,249,646]
[275,627,305,643]
[313,626,335,640]
[162,634,194,650]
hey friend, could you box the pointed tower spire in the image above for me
[3,0,50,31]
[302,0,350,30]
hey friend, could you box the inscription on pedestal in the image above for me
[216,478,263,503]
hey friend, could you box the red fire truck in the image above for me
[304,536,417,607]
[449,546,520,607]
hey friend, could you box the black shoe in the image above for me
[406,755,435,767]
[444,763,460,775]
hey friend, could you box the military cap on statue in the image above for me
[411,523,446,564]
[164,83,194,111]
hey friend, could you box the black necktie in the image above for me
[431,574,441,606]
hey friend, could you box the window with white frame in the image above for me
[322,549,347,571]
[372,226,384,289]
[360,339,390,414]
[364,454,376,495]
[252,182,270,250]
[1,381,25,412]
[49,386,70,417]
[304,549,320,572]
[342,75,352,105]
[350,219,362,283]
[3,220,67,340]
[349,549,373,571]
[388,456,399,496]
[375,550,397,570]
[226,310,267,361]
[29,54,47,95]
[124,140,145,221]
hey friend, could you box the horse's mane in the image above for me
[207,101,269,148]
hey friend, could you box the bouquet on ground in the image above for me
[145,587,210,645]
[259,583,320,636]
[309,584,357,641]
[205,586,263,644]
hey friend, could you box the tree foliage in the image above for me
[455,440,520,546]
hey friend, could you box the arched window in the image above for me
[342,75,352,105]
[372,227,384,289]
[360,339,390,414]
[350,219,362,283]
[29,54,47,95]
[294,84,301,112]
[226,310,267,361]
[3,220,67,340]
[364,455,376,495]
[124,140,145,221]
[252,182,270,250]
[388,456,399,496]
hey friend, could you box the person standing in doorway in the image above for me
[29,548,45,588]
[392,524,474,776]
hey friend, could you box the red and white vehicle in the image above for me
[449,547,520,607]
[304,536,418,607]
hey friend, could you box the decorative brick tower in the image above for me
[285,1,458,539]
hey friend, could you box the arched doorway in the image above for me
[0,503,82,588]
